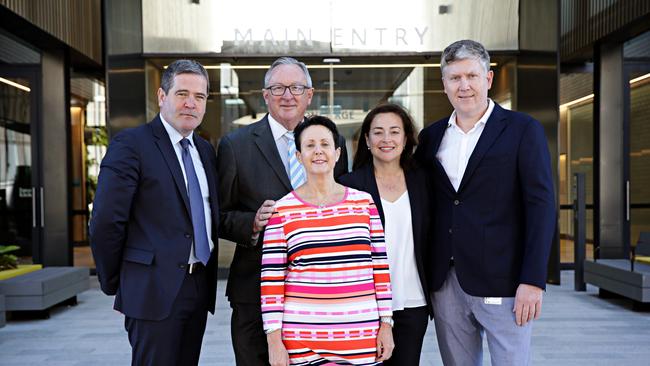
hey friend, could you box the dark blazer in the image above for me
[414,103,556,297]
[217,114,348,304]
[90,116,219,320]
[339,163,433,317]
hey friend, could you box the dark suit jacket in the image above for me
[414,103,556,297]
[90,116,219,320]
[339,163,433,317]
[217,114,348,304]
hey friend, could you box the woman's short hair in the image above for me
[353,103,418,170]
[294,115,340,152]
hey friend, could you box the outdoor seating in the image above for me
[0,267,89,318]
[584,232,650,307]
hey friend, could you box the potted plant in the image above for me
[0,245,20,271]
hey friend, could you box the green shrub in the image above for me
[0,245,20,270]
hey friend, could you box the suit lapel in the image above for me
[428,122,456,195]
[363,164,385,225]
[150,116,191,216]
[457,104,507,192]
[253,116,292,191]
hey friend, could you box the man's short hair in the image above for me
[264,57,313,88]
[161,59,210,94]
[440,40,490,75]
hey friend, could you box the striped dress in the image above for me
[261,187,392,365]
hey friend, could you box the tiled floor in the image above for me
[1,271,649,365]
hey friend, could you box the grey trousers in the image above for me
[432,268,533,366]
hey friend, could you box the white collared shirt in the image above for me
[436,99,495,191]
[267,114,296,176]
[160,115,214,263]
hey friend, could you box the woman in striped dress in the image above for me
[261,116,394,365]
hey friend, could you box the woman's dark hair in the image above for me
[352,103,418,170]
[294,115,341,152]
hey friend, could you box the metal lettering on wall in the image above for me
[142,0,519,54]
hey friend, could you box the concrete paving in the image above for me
[1,271,649,365]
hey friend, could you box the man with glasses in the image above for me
[217,57,348,365]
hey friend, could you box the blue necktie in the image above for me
[286,132,306,189]
[180,138,210,265]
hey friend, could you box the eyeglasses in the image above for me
[264,84,310,96]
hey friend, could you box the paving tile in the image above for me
[0,271,648,365]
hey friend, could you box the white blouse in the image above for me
[381,191,427,311]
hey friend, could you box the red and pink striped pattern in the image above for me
[261,188,392,365]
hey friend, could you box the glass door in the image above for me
[624,31,650,249]
[0,67,41,263]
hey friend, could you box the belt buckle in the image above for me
[189,262,196,274]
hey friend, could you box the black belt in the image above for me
[187,262,206,275]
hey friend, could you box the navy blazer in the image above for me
[339,162,433,317]
[90,116,219,320]
[414,103,556,297]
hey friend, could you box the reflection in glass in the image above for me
[630,77,650,244]
[559,96,594,263]
[0,77,32,257]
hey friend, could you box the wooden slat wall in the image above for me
[0,0,102,64]
[561,0,650,61]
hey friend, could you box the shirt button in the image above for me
[448,228,453,234]
[184,233,191,239]
[454,199,460,205]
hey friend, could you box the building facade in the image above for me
[1,0,647,285]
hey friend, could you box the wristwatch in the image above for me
[380,316,394,327]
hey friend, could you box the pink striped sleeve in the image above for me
[260,210,287,333]
[368,196,392,317]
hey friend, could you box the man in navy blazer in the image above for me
[415,40,556,365]
[90,60,219,366]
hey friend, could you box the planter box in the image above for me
[0,264,43,281]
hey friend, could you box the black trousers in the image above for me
[230,302,269,365]
[383,306,429,366]
[124,270,209,366]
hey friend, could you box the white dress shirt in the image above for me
[160,116,214,263]
[381,191,427,311]
[436,99,495,191]
[267,114,293,176]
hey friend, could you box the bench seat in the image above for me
[0,267,89,312]
[584,259,650,303]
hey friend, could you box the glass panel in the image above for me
[0,76,33,260]
[72,81,107,268]
[625,29,650,248]
[629,76,650,245]
[559,99,594,263]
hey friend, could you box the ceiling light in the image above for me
[0,77,30,92]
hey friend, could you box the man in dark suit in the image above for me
[217,57,348,365]
[90,60,219,366]
[415,40,556,365]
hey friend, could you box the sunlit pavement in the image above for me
[1,271,649,365]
